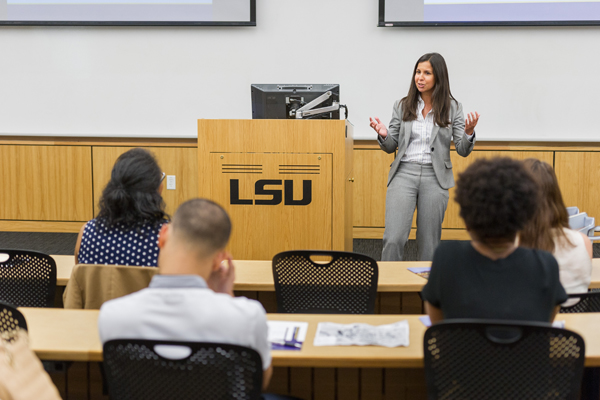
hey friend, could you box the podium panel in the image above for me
[198,119,353,260]
[208,153,332,259]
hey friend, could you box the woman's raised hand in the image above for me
[465,112,480,136]
[369,117,388,138]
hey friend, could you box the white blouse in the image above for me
[553,227,592,295]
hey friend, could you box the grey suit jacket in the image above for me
[378,99,474,190]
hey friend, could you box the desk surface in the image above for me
[19,307,600,368]
[53,255,600,292]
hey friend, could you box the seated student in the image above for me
[519,158,593,295]
[75,148,168,266]
[98,198,273,389]
[422,158,567,324]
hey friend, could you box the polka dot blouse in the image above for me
[78,218,166,267]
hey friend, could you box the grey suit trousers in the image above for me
[381,162,449,262]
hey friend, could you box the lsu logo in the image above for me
[230,179,312,206]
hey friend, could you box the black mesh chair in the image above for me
[0,301,27,343]
[0,250,57,307]
[560,292,600,313]
[423,319,585,400]
[103,340,263,400]
[272,250,378,314]
[559,292,600,400]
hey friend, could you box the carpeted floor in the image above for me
[0,232,78,255]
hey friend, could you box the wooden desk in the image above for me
[50,255,430,292]
[19,307,600,368]
[52,255,600,291]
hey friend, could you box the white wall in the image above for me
[0,0,598,141]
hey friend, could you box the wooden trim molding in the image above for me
[0,221,85,233]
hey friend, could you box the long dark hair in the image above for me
[519,158,572,252]
[97,148,168,228]
[401,52,455,128]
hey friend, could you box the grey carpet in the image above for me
[353,239,418,261]
[354,239,600,261]
[0,232,78,255]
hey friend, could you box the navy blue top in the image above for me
[421,241,567,322]
[78,218,166,267]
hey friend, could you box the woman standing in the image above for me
[369,53,480,261]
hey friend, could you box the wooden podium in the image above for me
[198,119,353,260]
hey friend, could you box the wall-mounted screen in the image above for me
[0,0,254,25]
[379,0,600,26]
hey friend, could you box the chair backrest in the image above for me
[103,340,263,400]
[63,264,158,309]
[423,319,585,400]
[272,250,378,314]
[560,292,600,313]
[0,301,27,343]
[0,250,57,307]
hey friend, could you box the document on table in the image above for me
[407,267,431,279]
[267,321,308,351]
[313,321,409,348]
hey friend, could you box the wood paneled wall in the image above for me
[0,145,93,222]
[1,138,599,240]
[92,146,198,217]
[0,139,197,233]
[353,141,598,240]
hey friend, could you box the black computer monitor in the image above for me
[251,84,340,119]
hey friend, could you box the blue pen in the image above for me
[271,340,302,349]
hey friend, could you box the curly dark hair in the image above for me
[97,148,168,228]
[455,157,539,243]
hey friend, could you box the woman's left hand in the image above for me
[465,112,480,136]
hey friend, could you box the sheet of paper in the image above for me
[313,321,409,348]
[267,321,308,351]
[407,267,430,279]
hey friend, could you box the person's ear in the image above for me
[211,251,228,272]
[158,224,170,249]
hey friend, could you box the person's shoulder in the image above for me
[450,98,462,112]
[100,289,146,313]
[84,219,98,230]
[516,247,558,268]
[393,99,404,112]
[561,227,585,243]
[228,295,267,318]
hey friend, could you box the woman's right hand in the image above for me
[369,117,388,138]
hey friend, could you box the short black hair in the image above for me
[171,198,231,256]
[97,148,167,228]
[455,157,538,243]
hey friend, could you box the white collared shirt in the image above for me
[98,275,272,370]
[401,97,434,165]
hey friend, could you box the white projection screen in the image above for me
[379,0,600,25]
[0,0,254,25]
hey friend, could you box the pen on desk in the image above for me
[271,340,302,349]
